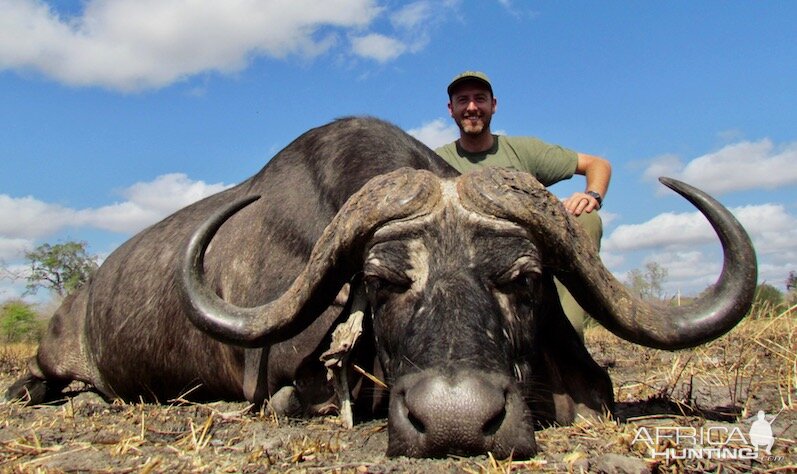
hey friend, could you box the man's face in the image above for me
[448,82,497,136]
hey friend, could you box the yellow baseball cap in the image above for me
[447,71,493,97]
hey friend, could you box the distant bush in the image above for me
[0,300,43,343]
[751,283,785,315]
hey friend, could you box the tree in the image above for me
[626,261,669,301]
[25,241,99,297]
[0,300,41,342]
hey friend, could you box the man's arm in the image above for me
[562,153,611,216]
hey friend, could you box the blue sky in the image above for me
[1,0,796,304]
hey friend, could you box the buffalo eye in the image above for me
[493,257,540,294]
[363,264,412,303]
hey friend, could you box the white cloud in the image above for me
[0,0,382,91]
[628,137,797,294]
[391,1,432,30]
[79,173,231,233]
[0,238,33,262]
[604,203,796,253]
[732,204,797,256]
[0,173,231,301]
[386,1,445,53]
[643,139,797,195]
[350,33,406,62]
[0,195,77,239]
[0,173,231,240]
[121,173,230,218]
[603,211,713,252]
[604,202,797,294]
[408,118,459,149]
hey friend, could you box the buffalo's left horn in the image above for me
[180,168,442,347]
[458,167,757,350]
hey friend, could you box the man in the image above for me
[435,71,611,337]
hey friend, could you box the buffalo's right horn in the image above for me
[458,167,757,350]
[179,168,442,347]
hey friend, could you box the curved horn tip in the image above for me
[658,175,676,186]
[658,176,691,193]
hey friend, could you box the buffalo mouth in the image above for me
[385,368,537,459]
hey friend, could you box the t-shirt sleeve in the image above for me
[506,137,578,186]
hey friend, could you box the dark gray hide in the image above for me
[8,117,757,459]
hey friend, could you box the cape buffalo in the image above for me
[7,117,757,458]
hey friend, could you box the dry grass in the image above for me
[589,304,797,414]
[0,310,795,472]
[0,343,35,375]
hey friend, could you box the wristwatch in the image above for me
[585,191,603,208]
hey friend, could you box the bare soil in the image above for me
[1,313,795,473]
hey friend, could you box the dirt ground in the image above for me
[1,313,795,473]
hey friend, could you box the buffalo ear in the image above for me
[528,275,614,426]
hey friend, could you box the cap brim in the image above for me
[447,77,492,96]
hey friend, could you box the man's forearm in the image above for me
[577,153,611,199]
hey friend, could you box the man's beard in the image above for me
[458,115,490,136]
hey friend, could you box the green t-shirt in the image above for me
[434,135,578,186]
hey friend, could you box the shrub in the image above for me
[0,300,42,343]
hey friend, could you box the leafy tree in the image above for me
[0,300,41,342]
[25,241,99,297]
[626,261,669,300]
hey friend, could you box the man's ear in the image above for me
[492,96,498,114]
[447,102,454,117]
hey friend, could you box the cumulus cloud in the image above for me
[78,173,231,233]
[603,211,713,252]
[350,33,406,63]
[0,0,384,91]
[117,173,230,222]
[0,173,231,242]
[643,139,797,195]
[390,1,432,29]
[604,203,797,294]
[408,118,459,149]
[0,195,77,240]
[0,238,33,262]
[350,1,457,62]
[604,203,795,253]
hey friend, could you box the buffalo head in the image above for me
[179,167,756,458]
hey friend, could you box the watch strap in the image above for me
[585,191,603,208]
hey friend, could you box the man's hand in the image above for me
[569,152,611,216]
[563,192,600,216]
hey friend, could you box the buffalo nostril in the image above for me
[407,411,426,434]
[482,406,506,436]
